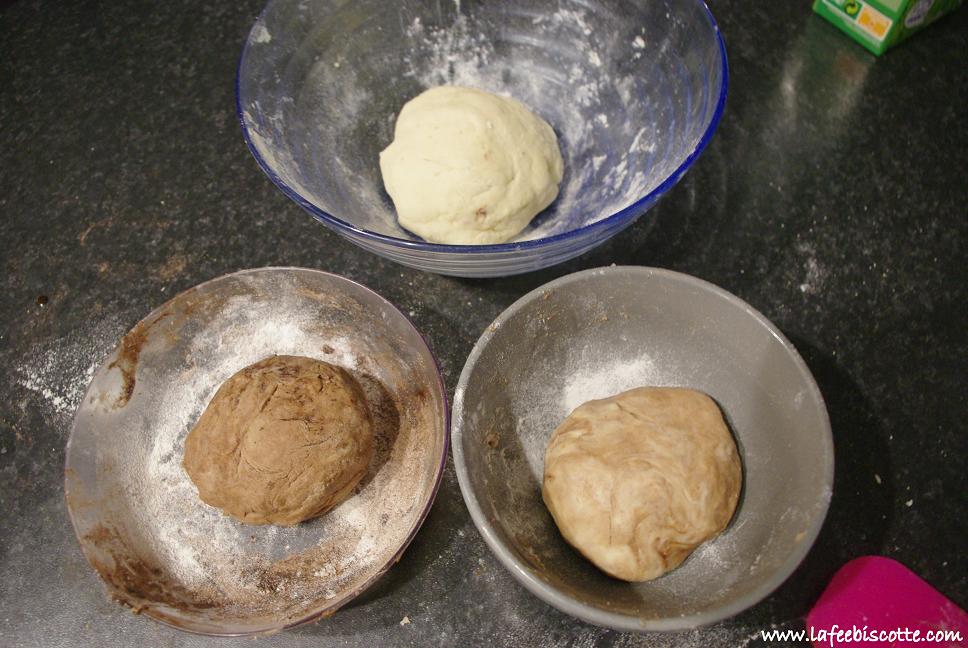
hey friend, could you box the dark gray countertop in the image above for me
[1,1,965,646]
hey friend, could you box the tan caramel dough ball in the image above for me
[543,387,741,581]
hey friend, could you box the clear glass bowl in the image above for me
[237,0,727,277]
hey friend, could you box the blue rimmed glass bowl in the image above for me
[238,0,727,277]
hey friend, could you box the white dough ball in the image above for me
[379,86,564,245]
[543,387,742,582]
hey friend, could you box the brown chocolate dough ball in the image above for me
[543,387,742,582]
[183,355,373,526]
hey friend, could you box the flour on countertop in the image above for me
[18,366,93,418]
[796,242,827,295]
[16,321,119,423]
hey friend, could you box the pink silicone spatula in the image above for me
[807,556,967,647]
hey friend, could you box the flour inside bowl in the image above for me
[561,355,658,414]
[398,5,657,242]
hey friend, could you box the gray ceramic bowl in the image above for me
[65,268,448,636]
[452,266,833,631]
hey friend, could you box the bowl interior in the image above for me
[65,268,447,635]
[454,267,833,630]
[239,0,725,245]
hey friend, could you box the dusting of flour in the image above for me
[395,5,665,242]
[16,319,121,424]
[561,355,657,414]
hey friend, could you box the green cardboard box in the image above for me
[813,0,962,55]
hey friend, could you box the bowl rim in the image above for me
[235,0,729,254]
[63,266,451,637]
[451,265,835,632]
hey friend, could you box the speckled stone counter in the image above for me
[1,1,965,646]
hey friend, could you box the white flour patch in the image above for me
[19,372,81,418]
[796,242,826,294]
[242,108,315,201]
[250,23,271,44]
[403,16,496,90]
[510,340,663,479]
[16,321,118,423]
[561,355,657,414]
